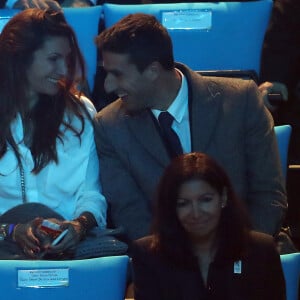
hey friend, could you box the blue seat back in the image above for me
[274,125,292,179]
[103,1,273,75]
[280,252,300,300]
[0,255,129,300]
[63,6,102,92]
[0,8,20,32]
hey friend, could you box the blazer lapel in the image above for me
[127,109,170,167]
[189,75,223,152]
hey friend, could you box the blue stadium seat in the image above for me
[0,255,129,300]
[63,6,102,92]
[103,1,273,76]
[280,252,300,300]
[274,125,292,179]
[0,8,19,32]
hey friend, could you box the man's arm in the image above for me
[93,114,152,241]
[258,81,288,112]
[244,80,287,235]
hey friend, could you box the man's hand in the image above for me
[258,81,288,112]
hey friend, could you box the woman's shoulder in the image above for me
[246,230,278,256]
[248,230,275,244]
[131,235,179,274]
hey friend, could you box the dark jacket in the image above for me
[131,231,286,300]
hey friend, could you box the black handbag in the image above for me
[74,227,128,259]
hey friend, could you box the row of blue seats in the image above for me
[0,0,273,92]
[0,253,298,300]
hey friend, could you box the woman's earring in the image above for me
[221,190,227,208]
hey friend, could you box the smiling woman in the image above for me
[176,178,225,248]
[0,9,107,260]
[131,152,286,300]
[26,36,71,105]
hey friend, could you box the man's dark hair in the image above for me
[96,13,174,72]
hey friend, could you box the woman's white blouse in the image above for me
[0,97,107,227]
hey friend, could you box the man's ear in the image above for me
[144,61,161,81]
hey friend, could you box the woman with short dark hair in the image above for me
[132,152,286,300]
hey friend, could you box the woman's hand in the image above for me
[13,217,68,258]
[13,217,44,258]
[14,213,96,258]
[45,219,85,255]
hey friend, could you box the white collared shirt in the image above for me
[0,97,107,227]
[152,69,191,153]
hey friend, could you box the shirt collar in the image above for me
[152,68,188,123]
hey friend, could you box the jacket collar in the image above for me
[175,62,222,153]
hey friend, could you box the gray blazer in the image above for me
[94,63,287,240]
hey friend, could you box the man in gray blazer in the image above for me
[94,13,287,242]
